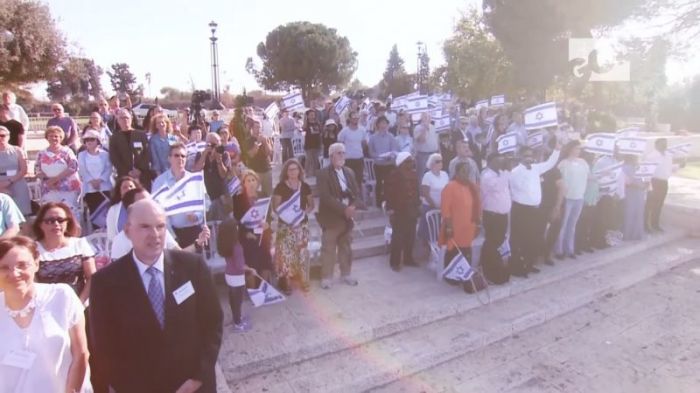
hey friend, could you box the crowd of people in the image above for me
[0,87,686,392]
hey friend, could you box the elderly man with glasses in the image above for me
[109,109,152,190]
[46,103,79,152]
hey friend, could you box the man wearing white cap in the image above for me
[384,152,420,271]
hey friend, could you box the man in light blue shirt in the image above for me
[0,193,24,238]
[152,143,205,248]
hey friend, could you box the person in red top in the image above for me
[439,161,481,271]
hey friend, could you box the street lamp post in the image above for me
[209,21,221,108]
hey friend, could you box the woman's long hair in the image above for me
[216,218,239,258]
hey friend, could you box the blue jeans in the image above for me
[555,198,584,256]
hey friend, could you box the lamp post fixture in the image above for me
[209,21,222,108]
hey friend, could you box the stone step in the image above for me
[231,236,699,393]
[217,230,688,388]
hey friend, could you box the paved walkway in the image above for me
[377,258,700,393]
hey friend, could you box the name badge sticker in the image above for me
[172,281,195,305]
[2,349,36,370]
[6,169,17,176]
[133,141,143,150]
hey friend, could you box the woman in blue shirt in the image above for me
[149,114,177,175]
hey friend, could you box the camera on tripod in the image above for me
[191,90,212,124]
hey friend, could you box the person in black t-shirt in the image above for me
[0,105,24,148]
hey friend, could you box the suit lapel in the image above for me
[163,251,179,329]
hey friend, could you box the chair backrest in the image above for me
[86,232,112,269]
[292,137,305,156]
[425,209,442,244]
[207,220,222,260]
[363,159,377,182]
[27,180,41,201]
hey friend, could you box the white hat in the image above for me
[395,151,412,167]
[324,119,337,127]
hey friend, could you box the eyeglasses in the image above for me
[83,138,97,142]
[0,134,8,138]
[171,153,187,158]
[43,217,69,225]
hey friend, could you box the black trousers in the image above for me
[280,138,294,163]
[390,213,417,268]
[644,178,668,230]
[510,202,540,272]
[575,204,596,252]
[173,225,201,249]
[481,210,508,270]
[227,286,245,325]
[345,158,364,185]
[592,195,615,248]
[374,164,392,207]
[83,191,109,228]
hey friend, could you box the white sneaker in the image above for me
[321,279,332,289]
[342,276,358,286]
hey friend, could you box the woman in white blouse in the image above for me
[0,236,91,392]
[78,129,113,230]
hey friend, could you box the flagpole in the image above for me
[258,197,271,247]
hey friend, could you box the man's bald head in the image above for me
[125,199,167,263]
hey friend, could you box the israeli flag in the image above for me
[226,176,242,196]
[240,197,271,230]
[443,252,474,282]
[152,171,206,217]
[334,96,352,115]
[282,92,305,111]
[524,102,558,130]
[498,239,511,260]
[616,137,647,155]
[440,93,453,103]
[276,190,305,227]
[497,133,518,154]
[247,278,286,307]
[186,141,206,154]
[475,99,489,110]
[527,131,545,148]
[428,95,441,107]
[433,114,451,132]
[584,133,617,155]
[392,98,407,112]
[490,95,505,107]
[406,95,429,114]
[90,198,110,228]
[264,102,280,120]
[667,143,692,157]
[635,162,658,179]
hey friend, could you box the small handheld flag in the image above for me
[527,131,545,148]
[152,171,206,217]
[406,95,429,114]
[616,137,647,156]
[334,96,352,115]
[226,176,242,195]
[497,133,518,154]
[282,92,305,112]
[433,114,451,133]
[443,251,475,282]
[264,102,280,120]
[667,143,692,157]
[498,239,511,260]
[247,278,286,307]
[490,95,505,107]
[635,162,658,179]
[241,197,271,230]
[475,99,489,111]
[276,190,305,227]
[584,133,617,155]
[524,102,558,130]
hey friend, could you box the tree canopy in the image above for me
[46,57,102,104]
[378,45,413,99]
[441,9,514,102]
[0,0,67,86]
[246,21,357,104]
[107,63,142,99]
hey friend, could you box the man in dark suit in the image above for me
[316,142,363,289]
[89,199,223,393]
[109,108,152,190]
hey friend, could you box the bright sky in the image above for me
[45,0,476,98]
[43,0,698,99]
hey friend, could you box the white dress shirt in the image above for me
[133,251,165,297]
[509,150,561,206]
[647,150,674,180]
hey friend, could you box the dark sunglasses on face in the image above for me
[43,217,68,225]
[83,138,97,142]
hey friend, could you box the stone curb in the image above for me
[224,230,684,383]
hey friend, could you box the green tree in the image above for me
[483,0,647,93]
[378,45,414,99]
[246,21,357,104]
[46,57,102,103]
[0,0,67,85]
[442,9,514,101]
[107,63,142,99]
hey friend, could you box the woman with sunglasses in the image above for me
[0,125,31,215]
[81,111,111,150]
[77,130,112,230]
[32,202,96,304]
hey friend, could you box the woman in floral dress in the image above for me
[35,126,82,221]
[272,158,314,294]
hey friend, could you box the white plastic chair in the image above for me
[425,209,443,280]
[381,201,392,253]
[363,158,377,204]
[292,136,305,161]
[27,180,42,202]
[86,232,112,269]
[207,220,222,260]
